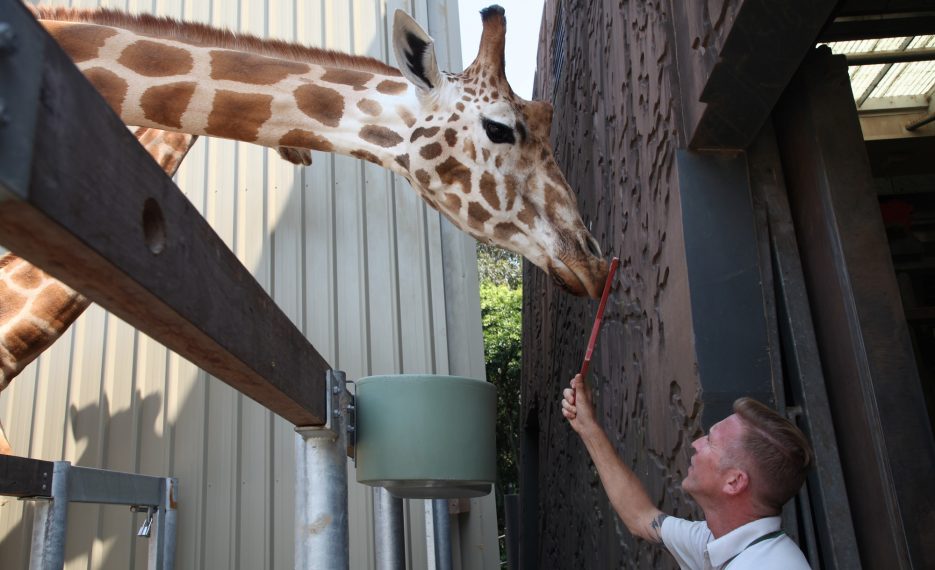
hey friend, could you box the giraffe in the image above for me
[0,5,608,451]
[31,4,608,294]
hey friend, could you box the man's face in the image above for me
[682,414,746,500]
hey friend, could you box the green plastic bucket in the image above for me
[355,375,496,499]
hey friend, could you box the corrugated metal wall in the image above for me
[0,1,498,568]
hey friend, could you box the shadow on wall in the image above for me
[0,392,164,568]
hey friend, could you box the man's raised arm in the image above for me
[561,374,666,542]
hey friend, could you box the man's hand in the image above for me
[562,374,597,436]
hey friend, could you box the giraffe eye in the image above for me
[482,118,515,145]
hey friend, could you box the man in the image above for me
[561,374,812,569]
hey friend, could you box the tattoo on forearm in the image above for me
[650,513,668,543]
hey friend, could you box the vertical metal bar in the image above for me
[29,461,70,570]
[295,370,349,570]
[372,487,405,569]
[432,499,452,570]
[148,477,179,570]
[504,493,520,570]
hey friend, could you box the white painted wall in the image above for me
[0,1,497,568]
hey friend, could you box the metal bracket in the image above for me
[346,387,357,462]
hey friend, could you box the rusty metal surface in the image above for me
[522,1,702,567]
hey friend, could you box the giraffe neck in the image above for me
[43,17,423,177]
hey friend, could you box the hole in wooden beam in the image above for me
[142,198,166,255]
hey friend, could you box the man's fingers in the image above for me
[563,387,575,404]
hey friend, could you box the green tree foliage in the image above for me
[478,243,522,551]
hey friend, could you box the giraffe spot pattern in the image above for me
[357,99,382,116]
[83,67,129,116]
[295,84,344,128]
[7,265,41,290]
[376,80,408,94]
[118,40,194,77]
[420,142,443,160]
[444,128,458,147]
[140,82,196,129]
[205,90,273,142]
[397,107,416,128]
[479,172,500,210]
[436,157,471,193]
[544,184,565,222]
[33,284,86,331]
[504,175,518,210]
[361,125,403,148]
[395,154,410,170]
[321,68,373,91]
[411,126,440,143]
[456,102,465,112]
[463,139,477,161]
[0,283,27,327]
[447,113,460,123]
[518,198,537,228]
[443,192,462,212]
[278,129,334,152]
[494,222,522,241]
[415,169,432,187]
[44,22,117,63]
[482,148,490,162]
[495,155,503,169]
[467,202,492,229]
[352,150,381,165]
[210,50,310,85]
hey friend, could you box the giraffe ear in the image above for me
[393,10,442,92]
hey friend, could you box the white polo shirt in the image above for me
[660,515,810,569]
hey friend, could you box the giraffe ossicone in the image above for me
[33,3,608,297]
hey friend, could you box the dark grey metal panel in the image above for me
[774,46,935,569]
[748,123,861,569]
[677,151,773,428]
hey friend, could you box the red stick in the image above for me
[579,257,620,378]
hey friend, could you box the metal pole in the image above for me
[295,370,349,570]
[372,487,405,569]
[148,477,179,570]
[504,493,519,570]
[905,111,935,131]
[29,461,70,570]
[432,499,452,570]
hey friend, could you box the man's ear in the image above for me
[722,469,750,496]
[392,9,442,92]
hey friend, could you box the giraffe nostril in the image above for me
[582,234,602,258]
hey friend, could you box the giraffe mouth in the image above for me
[548,254,608,298]
[548,259,589,297]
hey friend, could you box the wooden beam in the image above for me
[672,0,838,150]
[0,0,329,426]
[0,455,53,498]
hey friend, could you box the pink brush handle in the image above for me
[579,257,619,378]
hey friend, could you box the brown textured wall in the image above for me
[520,0,717,567]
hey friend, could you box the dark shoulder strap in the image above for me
[723,530,785,568]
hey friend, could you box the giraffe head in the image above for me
[391,6,607,297]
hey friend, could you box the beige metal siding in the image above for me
[0,0,496,568]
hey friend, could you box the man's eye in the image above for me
[482,119,516,144]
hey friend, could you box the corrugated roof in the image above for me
[825,35,935,110]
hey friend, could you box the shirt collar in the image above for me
[705,516,782,567]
